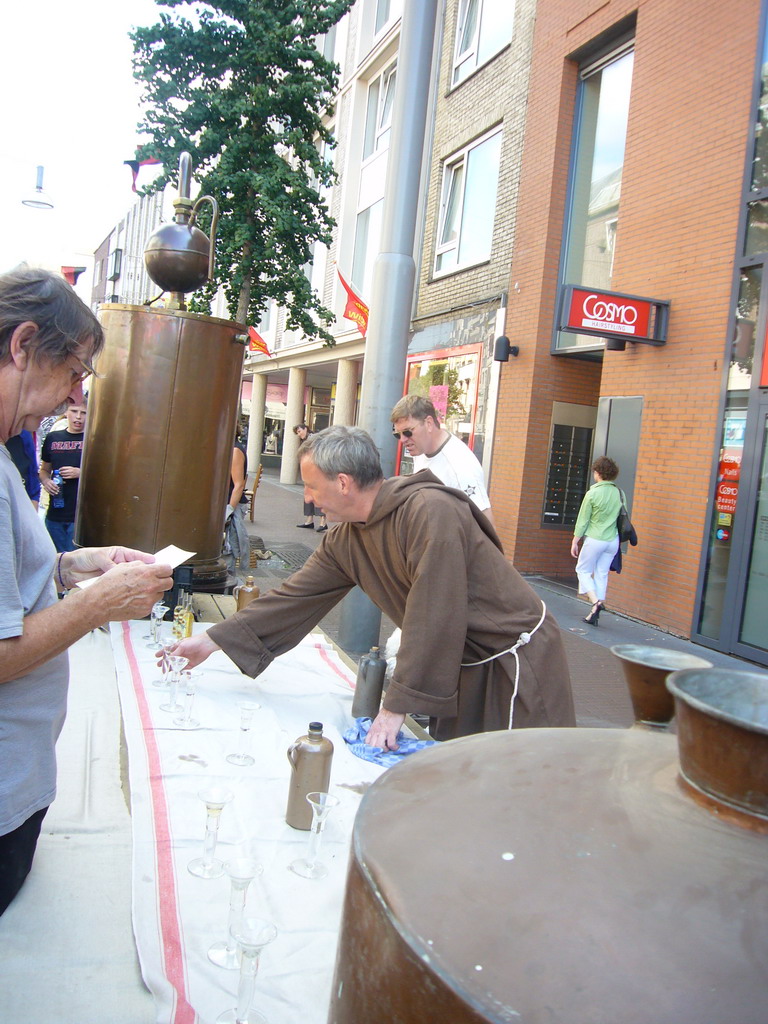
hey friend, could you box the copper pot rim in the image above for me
[610,644,713,672]
[666,667,768,736]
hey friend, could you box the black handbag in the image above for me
[617,490,638,546]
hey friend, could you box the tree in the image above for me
[132,0,353,341]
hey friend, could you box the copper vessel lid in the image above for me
[667,667,768,733]
[353,729,768,1023]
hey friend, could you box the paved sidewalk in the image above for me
[240,468,761,730]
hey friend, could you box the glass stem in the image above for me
[306,821,323,866]
[235,951,260,1020]
[227,881,250,954]
[202,818,219,867]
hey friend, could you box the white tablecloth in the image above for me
[111,621,385,1024]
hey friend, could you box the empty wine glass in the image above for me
[215,916,277,1024]
[208,858,263,969]
[289,792,340,880]
[188,787,233,879]
[226,701,261,767]
[160,655,187,713]
[146,602,169,649]
[152,638,176,687]
[173,671,200,728]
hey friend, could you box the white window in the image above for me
[375,0,403,36]
[434,128,502,274]
[352,199,384,299]
[453,0,515,85]
[363,62,397,161]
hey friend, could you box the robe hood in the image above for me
[364,470,503,551]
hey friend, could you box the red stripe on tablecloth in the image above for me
[121,623,196,1024]
[314,641,355,690]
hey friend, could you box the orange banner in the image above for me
[336,267,369,336]
[248,326,272,357]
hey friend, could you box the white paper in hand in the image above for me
[76,545,196,588]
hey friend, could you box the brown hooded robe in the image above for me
[208,473,575,740]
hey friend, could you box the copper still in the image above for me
[329,671,768,1023]
[75,154,246,589]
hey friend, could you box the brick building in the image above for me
[492,0,768,665]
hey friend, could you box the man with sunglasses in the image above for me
[0,266,173,914]
[391,395,493,525]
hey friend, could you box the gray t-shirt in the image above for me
[0,444,68,835]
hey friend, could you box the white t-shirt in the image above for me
[412,434,491,511]
[0,445,67,835]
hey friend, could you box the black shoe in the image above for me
[296,523,315,529]
[316,524,328,532]
[583,601,602,626]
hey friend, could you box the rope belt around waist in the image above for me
[459,600,547,729]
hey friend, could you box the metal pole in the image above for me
[338,0,439,654]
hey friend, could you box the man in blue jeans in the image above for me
[39,399,87,551]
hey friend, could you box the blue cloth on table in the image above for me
[343,717,436,767]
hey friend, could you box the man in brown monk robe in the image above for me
[171,426,575,749]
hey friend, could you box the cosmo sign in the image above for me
[560,286,669,349]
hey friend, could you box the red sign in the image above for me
[566,288,652,339]
[716,480,739,515]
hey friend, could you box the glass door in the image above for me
[732,400,768,661]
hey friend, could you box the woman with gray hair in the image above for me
[0,266,173,913]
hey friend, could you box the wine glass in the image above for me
[208,858,263,969]
[288,792,340,879]
[226,701,261,767]
[173,671,200,728]
[152,638,176,687]
[188,787,233,879]
[215,917,277,1024]
[146,602,169,649]
[160,655,187,713]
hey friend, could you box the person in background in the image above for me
[39,398,87,552]
[170,426,575,750]
[224,423,250,575]
[6,430,40,508]
[0,265,173,914]
[293,423,327,531]
[570,455,622,626]
[391,394,493,525]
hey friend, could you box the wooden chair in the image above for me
[244,464,263,522]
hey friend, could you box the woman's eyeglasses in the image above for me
[392,428,415,440]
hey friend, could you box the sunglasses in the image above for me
[392,428,415,440]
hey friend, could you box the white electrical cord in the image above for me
[460,601,547,729]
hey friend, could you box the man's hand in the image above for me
[59,466,80,480]
[366,708,406,751]
[158,633,221,670]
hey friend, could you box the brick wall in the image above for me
[493,0,761,636]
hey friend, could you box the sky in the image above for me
[0,0,166,296]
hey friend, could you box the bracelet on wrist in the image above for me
[56,552,67,592]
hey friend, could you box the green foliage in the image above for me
[132,0,353,343]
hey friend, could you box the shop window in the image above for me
[555,45,634,353]
[434,128,502,275]
[453,0,514,85]
[697,267,761,638]
[542,424,593,527]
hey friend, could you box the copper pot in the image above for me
[666,667,768,819]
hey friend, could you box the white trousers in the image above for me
[575,535,619,602]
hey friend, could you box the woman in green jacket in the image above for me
[570,456,622,626]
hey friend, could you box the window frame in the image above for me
[433,126,503,277]
[452,0,515,87]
